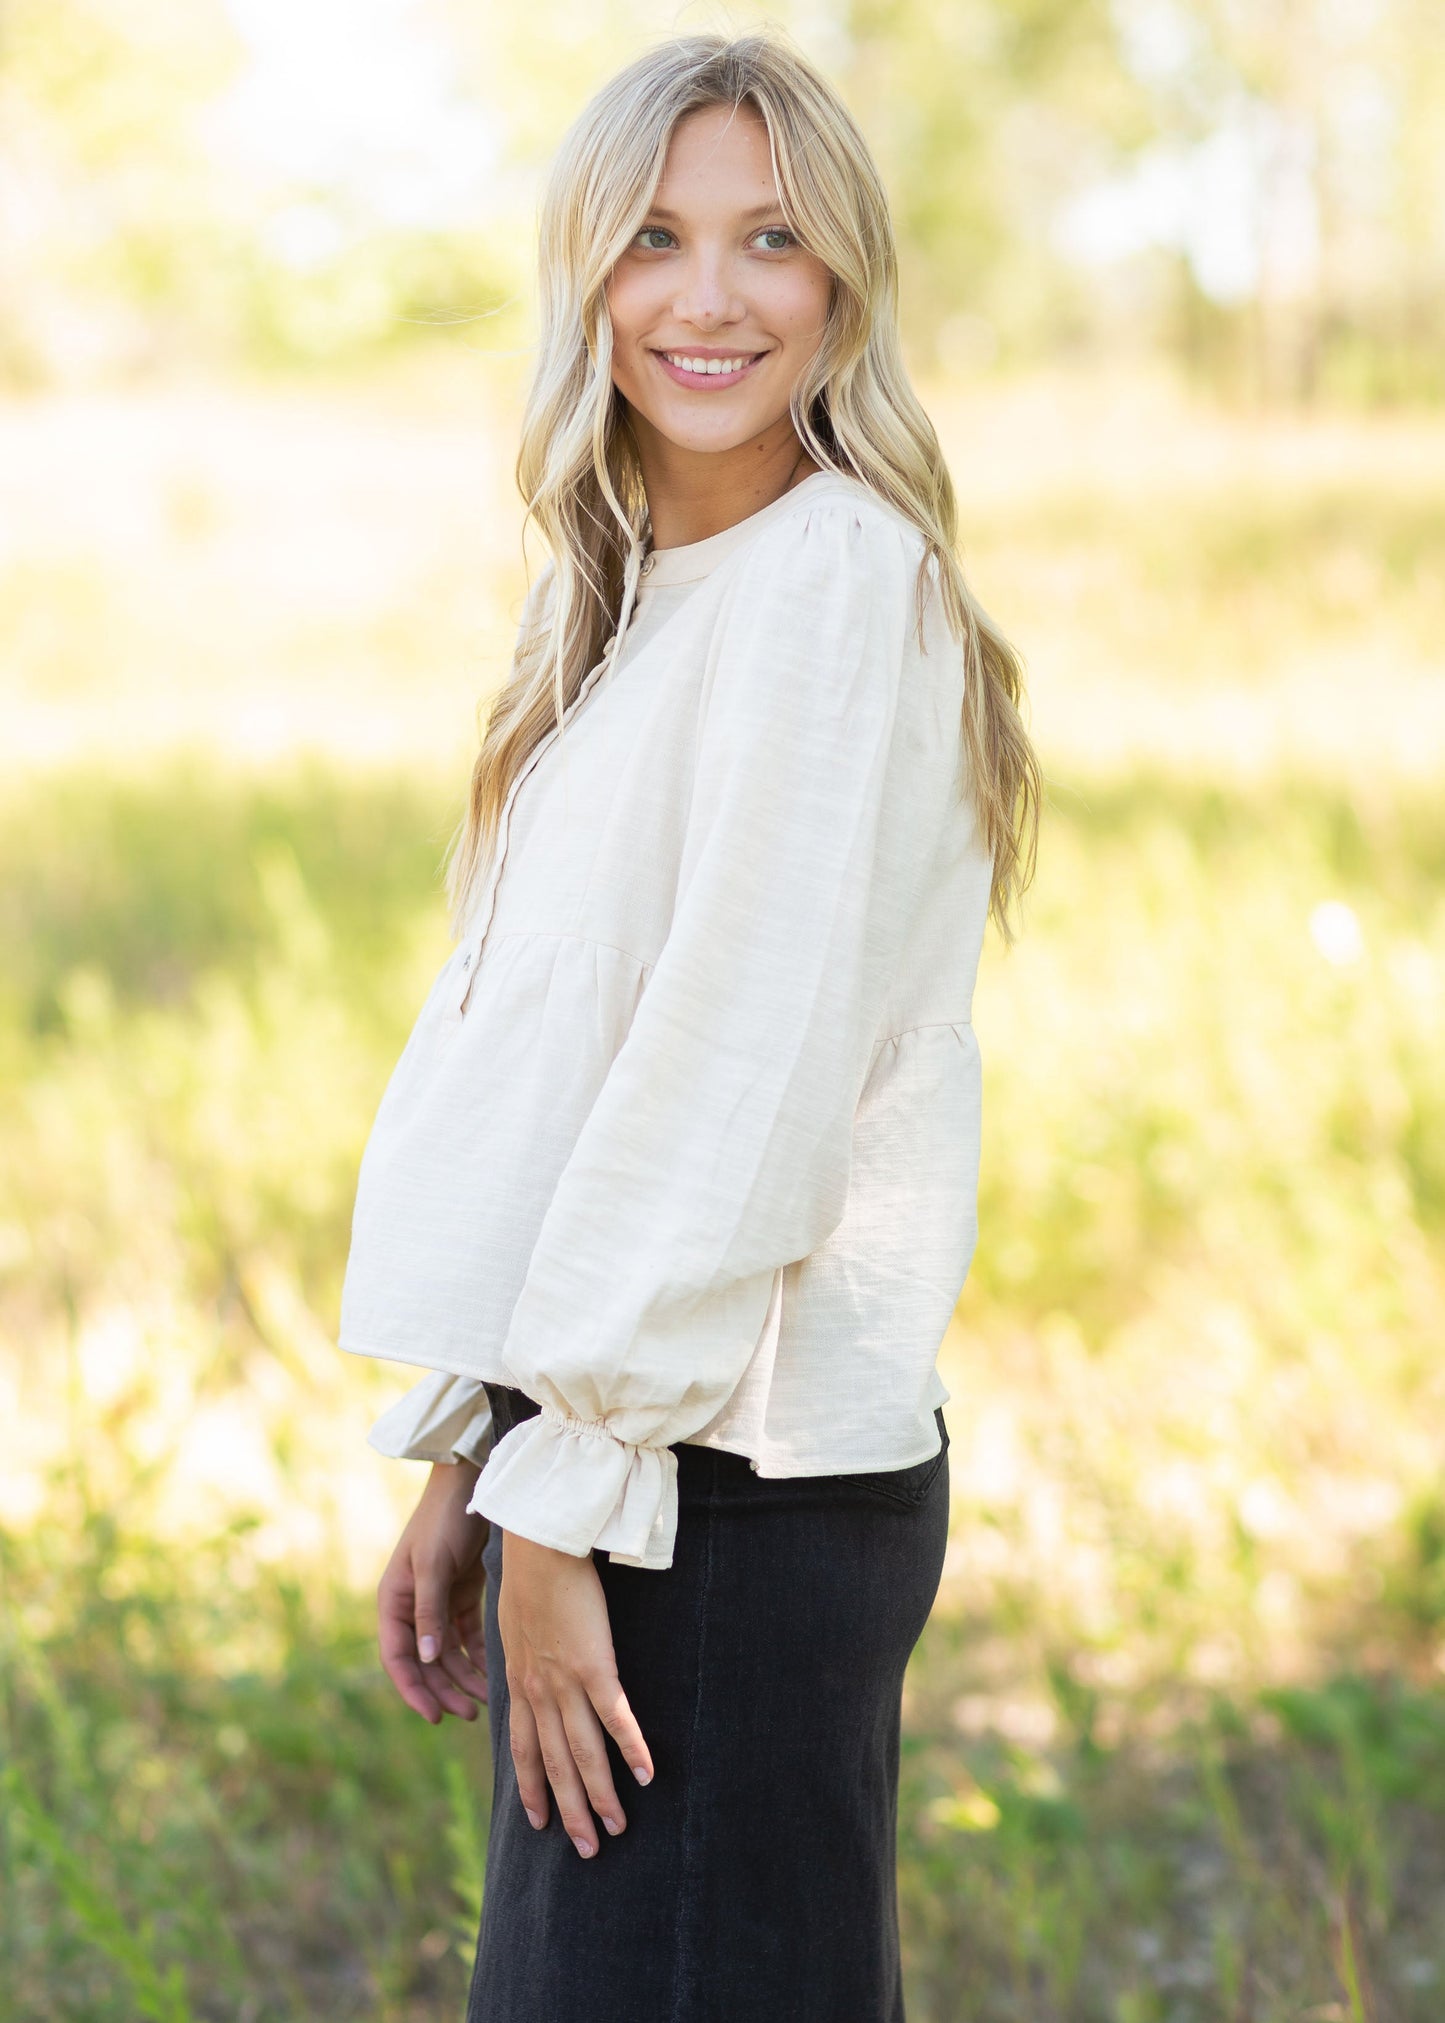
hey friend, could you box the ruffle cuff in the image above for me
[465,1405,679,1570]
[366,1371,494,1468]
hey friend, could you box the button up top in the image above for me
[340,470,994,1570]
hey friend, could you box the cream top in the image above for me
[342,470,993,1569]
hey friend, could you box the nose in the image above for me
[671,247,746,333]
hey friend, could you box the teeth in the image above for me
[663,353,754,375]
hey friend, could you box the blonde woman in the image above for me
[339,29,1038,2021]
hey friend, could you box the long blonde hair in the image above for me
[449,29,1040,941]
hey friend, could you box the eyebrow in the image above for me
[644,202,786,223]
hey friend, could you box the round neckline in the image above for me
[638,470,855,588]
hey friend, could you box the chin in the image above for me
[627,401,754,450]
[663,423,763,457]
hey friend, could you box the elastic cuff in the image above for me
[366,1371,495,1468]
[466,1409,678,1570]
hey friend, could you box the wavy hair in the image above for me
[449,28,1040,941]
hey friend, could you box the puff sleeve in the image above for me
[367,1369,494,1468]
[466,502,962,1568]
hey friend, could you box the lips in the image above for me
[651,349,767,389]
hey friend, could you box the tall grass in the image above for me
[2,367,1442,2016]
[1,765,1440,2016]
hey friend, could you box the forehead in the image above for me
[651,102,780,215]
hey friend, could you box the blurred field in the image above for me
[3,358,1444,2019]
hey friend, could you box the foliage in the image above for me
[0,753,1441,2013]
[0,0,517,385]
[0,1482,489,2018]
[1,367,1442,2012]
[2,0,1443,395]
[843,0,1154,361]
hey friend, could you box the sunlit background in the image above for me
[3,2,1443,2017]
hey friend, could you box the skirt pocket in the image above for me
[828,1407,949,1509]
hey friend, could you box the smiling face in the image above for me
[604,100,835,518]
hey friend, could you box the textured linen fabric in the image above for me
[339,469,994,1570]
[366,1371,495,1469]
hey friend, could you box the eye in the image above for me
[752,226,797,252]
[633,226,675,252]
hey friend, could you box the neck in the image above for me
[629,418,824,550]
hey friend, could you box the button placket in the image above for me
[456,542,645,1014]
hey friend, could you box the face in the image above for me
[604,102,834,468]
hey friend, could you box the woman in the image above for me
[338,29,1039,2023]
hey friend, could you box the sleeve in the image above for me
[466,502,962,1569]
[366,1370,495,1468]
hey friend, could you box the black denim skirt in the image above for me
[465,1383,950,2023]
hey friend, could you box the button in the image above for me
[640,551,655,575]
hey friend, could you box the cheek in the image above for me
[605,269,654,349]
[770,266,833,347]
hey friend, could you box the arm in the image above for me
[468,501,964,1570]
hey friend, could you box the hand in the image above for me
[378,1460,490,1723]
[499,1531,655,1859]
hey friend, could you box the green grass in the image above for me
[0,766,486,2018]
[0,763,1442,2017]
[1,1494,490,2019]
[3,366,1444,2016]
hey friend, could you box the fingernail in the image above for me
[572,1836,595,1858]
[418,1635,439,1662]
[632,1765,652,1787]
[603,1816,623,1836]
[525,1808,543,1829]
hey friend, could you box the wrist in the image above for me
[502,1526,589,1569]
[427,1456,482,1498]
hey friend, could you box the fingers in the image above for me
[439,1636,488,1707]
[378,1558,447,1723]
[413,1560,482,1722]
[509,1692,549,1833]
[456,1653,487,1705]
[378,1554,486,1724]
[422,1649,483,1720]
[532,1694,604,1859]
[588,1673,654,1791]
[446,1582,489,1705]
[509,1670,649,1857]
[412,1561,450,1669]
[558,1690,627,1842]
[454,1588,487,1663]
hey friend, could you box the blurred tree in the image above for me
[0,0,516,383]
[840,0,1157,375]
[0,0,1439,399]
[0,0,244,380]
[1107,0,1445,404]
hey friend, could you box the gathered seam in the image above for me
[881,1016,973,1041]
[483,926,656,974]
[868,1015,974,1073]
[536,1402,672,1452]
